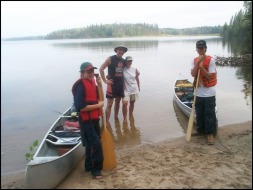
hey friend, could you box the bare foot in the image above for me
[94,175,102,179]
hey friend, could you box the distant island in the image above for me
[2,23,222,41]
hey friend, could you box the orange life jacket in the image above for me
[79,79,100,121]
[194,55,217,87]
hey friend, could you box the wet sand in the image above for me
[1,120,252,189]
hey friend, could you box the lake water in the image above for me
[1,36,252,175]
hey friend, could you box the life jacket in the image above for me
[72,78,100,122]
[194,55,217,87]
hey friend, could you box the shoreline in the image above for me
[1,120,252,189]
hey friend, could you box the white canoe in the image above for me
[173,78,195,120]
[173,75,218,125]
[24,108,85,189]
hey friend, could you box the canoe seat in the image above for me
[175,83,193,88]
[52,131,80,137]
[45,134,81,146]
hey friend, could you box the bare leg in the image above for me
[122,101,128,122]
[129,101,135,118]
[114,97,121,120]
[106,98,114,124]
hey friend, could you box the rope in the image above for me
[215,138,233,155]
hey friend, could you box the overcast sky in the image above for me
[1,1,244,38]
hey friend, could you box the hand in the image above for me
[197,55,205,68]
[96,76,102,85]
[197,55,204,63]
[106,79,113,85]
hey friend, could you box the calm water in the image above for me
[1,36,252,175]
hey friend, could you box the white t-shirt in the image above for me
[123,66,139,96]
[191,57,216,97]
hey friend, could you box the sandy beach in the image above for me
[1,120,252,189]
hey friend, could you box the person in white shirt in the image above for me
[191,40,218,145]
[122,56,140,122]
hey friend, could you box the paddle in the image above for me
[95,74,117,170]
[186,69,200,142]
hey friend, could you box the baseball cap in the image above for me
[196,40,207,48]
[80,62,97,72]
[125,56,133,61]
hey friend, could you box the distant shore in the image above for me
[1,120,252,189]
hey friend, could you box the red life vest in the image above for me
[79,79,101,121]
[194,55,217,87]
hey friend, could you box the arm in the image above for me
[199,64,212,80]
[73,82,86,112]
[80,101,104,112]
[200,58,216,80]
[191,55,205,77]
[99,57,112,85]
[135,68,140,91]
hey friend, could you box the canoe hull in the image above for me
[173,78,196,121]
[173,77,218,126]
[25,108,85,189]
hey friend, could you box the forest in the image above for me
[44,24,223,39]
[221,1,252,55]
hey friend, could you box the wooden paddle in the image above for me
[186,69,200,142]
[95,74,117,170]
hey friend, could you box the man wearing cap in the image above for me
[99,45,127,124]
[72,62,104,179]
[191,40,218,145]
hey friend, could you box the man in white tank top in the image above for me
[122,56,140,122]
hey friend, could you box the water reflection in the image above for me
[222,38,252,56]
[129,116,141,145]
[235,65,252,106]
[172,100,196,134]
[51,40,158,51]
[107,117,141,147]
[221,36,252,106]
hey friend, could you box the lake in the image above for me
[1,36,252,175]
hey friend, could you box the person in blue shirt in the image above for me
[72,62,104,179]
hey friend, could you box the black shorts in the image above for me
[106,83,124,99]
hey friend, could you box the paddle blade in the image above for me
[186,109,195,141]
[101,127,116,170]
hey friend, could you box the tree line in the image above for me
[45,23,160,39]
[222,1,252,54]
[44,23,223,40]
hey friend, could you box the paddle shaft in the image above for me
[186,69,200,141]
[96,74,107,129]
[95,74,117,170]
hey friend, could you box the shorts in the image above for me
[123,94,139,102]
[106,83,124,99]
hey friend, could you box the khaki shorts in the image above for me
[123,94,139,102]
